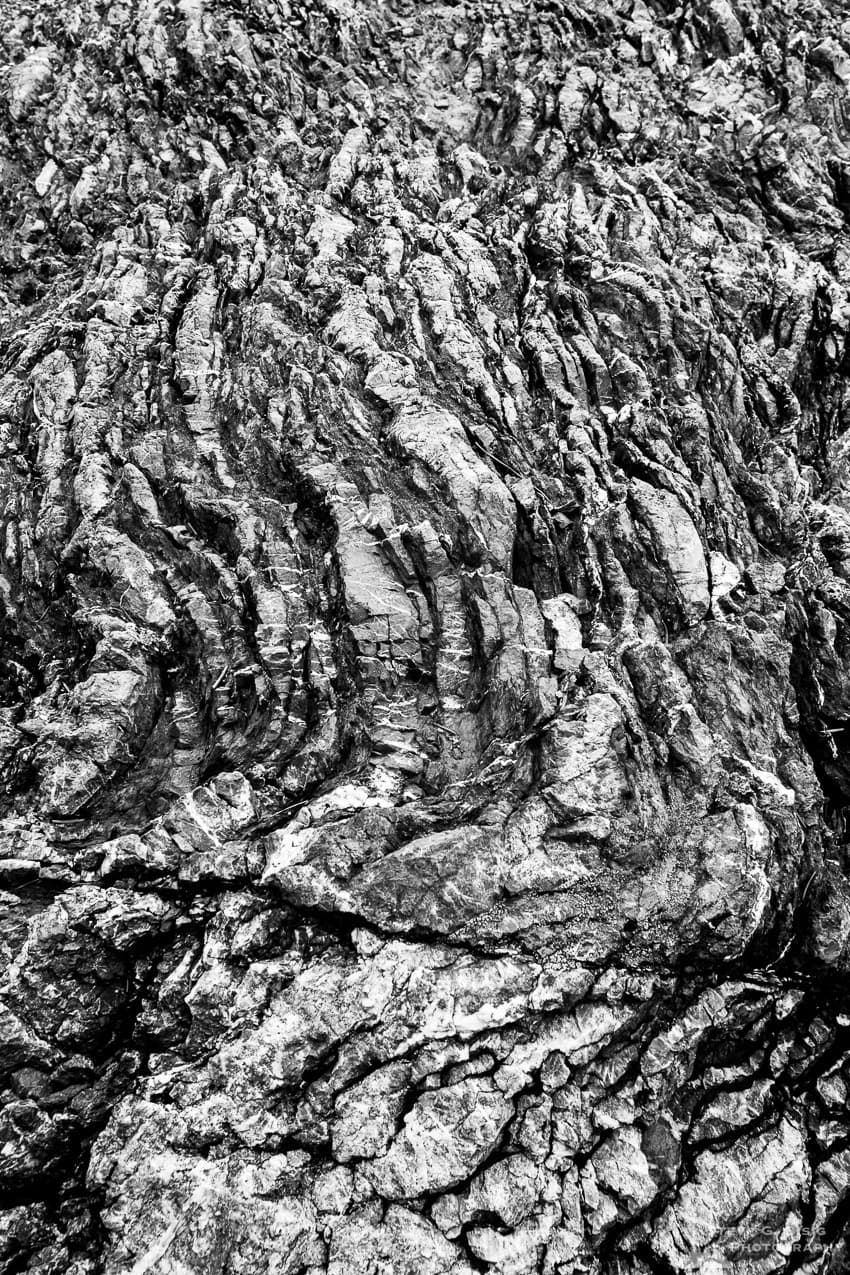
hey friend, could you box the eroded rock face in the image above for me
[2,0,850,1271]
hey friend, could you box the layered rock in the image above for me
[1,0,850,1271]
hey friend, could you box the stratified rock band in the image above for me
[1,1,850,1272]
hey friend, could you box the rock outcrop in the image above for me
[2,0,850,1271]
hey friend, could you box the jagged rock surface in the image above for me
[3,0,850,1271]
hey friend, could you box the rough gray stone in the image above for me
[2,0,850,1272]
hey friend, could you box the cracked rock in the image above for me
[3,0,850,1272]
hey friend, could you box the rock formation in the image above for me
[2,0,850,1270]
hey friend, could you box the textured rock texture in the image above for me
[3,0,850,1270]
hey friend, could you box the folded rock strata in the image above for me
[1,0,850,1271]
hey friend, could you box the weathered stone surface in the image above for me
[3,0,850,1271]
